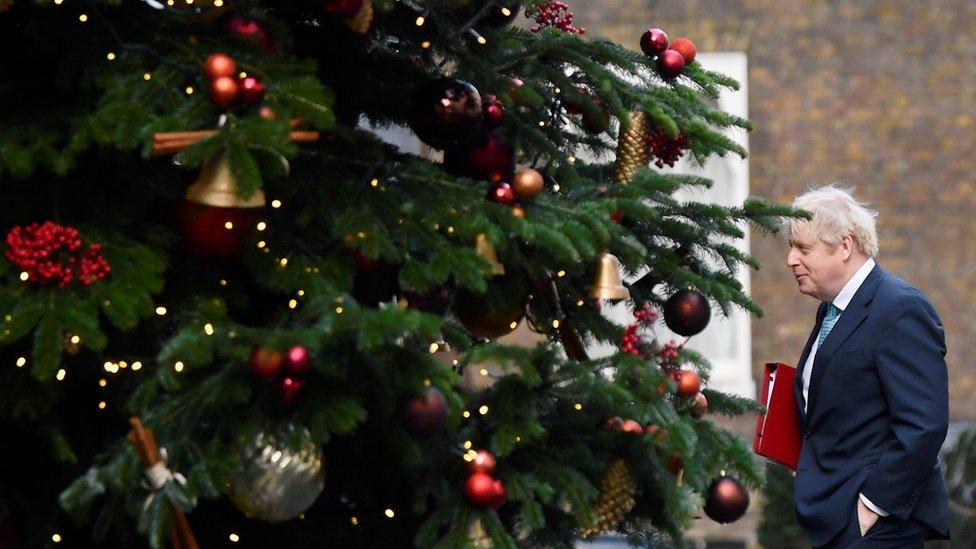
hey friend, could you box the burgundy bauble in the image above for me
[640,28,669,57]
[325,0,366,18]
[177,201,259,261]
[482,93,505,129]
[250,347,283,379]
[675,370,701,397]
[238,76,266,105]
[691,392,708,419]
[224,15,276,53]
[468,450,497,474]
[284,345,311,374]
[203,53,237,80]
[401,386,449,433]
[280,376,304,404]
[464,471,506,508]
[657,49,686,78]
[444,132,515,183]
[409,78,483,150]
[663,289,711,336]
[401,286,453,315]
[209,76,239,109]
[703,475,750,524]
[489,182,515,205]
[670,37,697,64]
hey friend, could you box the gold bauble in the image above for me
[512,168,544,200]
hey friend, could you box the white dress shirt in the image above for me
[799,258,888,516]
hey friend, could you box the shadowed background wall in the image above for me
[571,0,976,420]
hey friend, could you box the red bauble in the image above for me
[489,182,516,205]
[640,28,669,57]
[409,78,483,150]
[177,200,259,260]
[325,0,365,18]
[238,76,266,105]
[210,76,239,109]
[675,370,701,397]
[464,471,506,508]
[670,38,696,64]
[204,53,237,80]
[691,392,708,419]
[401,387,449,433]
[250,347,283,379]
[621,419,643,434]
[284,345,311,374]
[663,289,711,336]
[468,450,497,474]
[703,476,750,524]
[610,210,623,223]
[400,285,452,315]
[444,132,515,183]
[483,93,505,129]
[280,376,304,404]
[657,49,686,78]
[224,15,276,53]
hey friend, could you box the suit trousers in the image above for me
[817,503,929,548]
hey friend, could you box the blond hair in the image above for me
[786,184,879,257]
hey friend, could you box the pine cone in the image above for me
[579,459,637,538]
[345,0,373,34]
[467,519,493,548]
[613,111,651,183]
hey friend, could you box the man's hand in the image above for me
[857,498,880,537]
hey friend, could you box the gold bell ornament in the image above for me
[589,252,630,300]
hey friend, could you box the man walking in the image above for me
[786,185,949,547]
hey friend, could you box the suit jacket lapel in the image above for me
[806,265,884,421]
[795,302,827,430]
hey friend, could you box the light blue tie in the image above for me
[817,304,841,347]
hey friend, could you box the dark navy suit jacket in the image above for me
[792,264,949,546]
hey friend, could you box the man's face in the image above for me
[786,228,849,301]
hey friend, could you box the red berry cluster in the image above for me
[658,340,681,370]
[527,2,585,35]
[646,126,690,168]
[4,222,110,287]
[620,304,658,356]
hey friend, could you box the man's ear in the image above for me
[841,235,854,261]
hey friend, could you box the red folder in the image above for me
[753,362,801,470]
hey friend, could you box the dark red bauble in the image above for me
[409,78,483,150]
[663,289,711,336]
[177,200,259,261]
[468,450,497,474]
[238,76,266,105]
[224,15,276,53]
[401,286,453,315]
[670,38,697,64]
[444,132,515,184]
[280,376,304,404]
[489,183,516,205]
[657,49,686,79]
[621,419,643,434]
[704,475,750,524]
[401,386,449,433]
[325,0,366,18]
[691,392,708,419]
[675,370,701,397]
[464,472,506,508]
[640,27,669,57]
[209,76,239,109]
[204,53,237,80]
[455,275,527,339]
[284,345,311,374]
[482,93,505,129]
[610,210,623,223]
[250,347,284,379]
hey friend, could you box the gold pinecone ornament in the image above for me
[613,111,651,183]
[579,459,637,538]
[467,518,493,548]
[345,0,374,34]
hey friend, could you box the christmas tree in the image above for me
[0,1,798,547]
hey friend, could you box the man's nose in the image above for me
[786,249,800,268]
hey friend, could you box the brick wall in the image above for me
[571,0,976,420]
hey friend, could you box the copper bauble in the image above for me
[703,475,750,524]
[621,419,643,434]
[675,370,701,397]
[663,289,710,336]
[250,348,283,379]
[510,204,526,218]
[691,392,708,419]
[204,53,237,80]
[210,76,239,109]
[512,168,544,200]
[670,38,697,64]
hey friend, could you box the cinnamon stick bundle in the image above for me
[128,417,199,549]
[152,118,317,155]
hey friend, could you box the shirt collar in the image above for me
[831,257,876,312]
